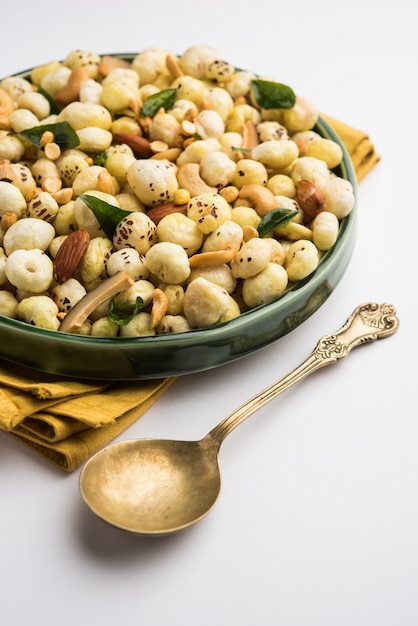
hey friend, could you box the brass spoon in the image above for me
[80,303,399,535]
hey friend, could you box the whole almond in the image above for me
[53,230,91,284]
[146,202,188,225]
[112,133,154,158]
[296,179,324,218]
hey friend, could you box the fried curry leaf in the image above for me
[107,296,144,326]
[37,86,62,115]
[94,151,108,166]
[140,88,177,117]
[19,121,80,151]
[257,208,299,238]
[79,193,133,239]
[251,79,296,110]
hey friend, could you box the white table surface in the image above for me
[1,1,416,624]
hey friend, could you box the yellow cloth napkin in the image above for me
[0,357,175,471]
[321,114,380,182]
[0,116,379,472]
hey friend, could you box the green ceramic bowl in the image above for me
[0,60,357,380]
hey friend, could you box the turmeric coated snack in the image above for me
[0,46,355,335]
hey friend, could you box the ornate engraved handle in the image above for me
[210,303,399,444]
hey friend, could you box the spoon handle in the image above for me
[209,302,399,444]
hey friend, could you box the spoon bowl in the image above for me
[80,303,399,534]
[81,437,221,534]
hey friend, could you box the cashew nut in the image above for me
[59,271,134,332]
[241,120,259,150]
[55,67,91,107]
[166,54,184,79]
[189,248,235,269]
[0,88,14,118]
[238,183,278,217]
[176,162,217,197]
[151,287,169,328]
[98,54,132,77]
[0,159,15,182]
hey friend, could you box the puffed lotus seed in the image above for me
[72,165,113,196]
[183,277,230,328]
[176,138,221,165]
[217,296,241,323]
[16,295,60,330]
[199,151,236,187]
[201,220,243,253]
[132,47,171,84]
[279,96,319,133]
[52,278,87,312]
[306,138,343,169]
[56,101,112,130]
[0,135,25,162]
[9,108,40,133]
[171,75,206,105]
[145,242,191,284]
[27,191,59,222]
[232,159,268,189]
[10,163,37,197]
[312,211,339,251]
[106,247,149,280]
[230,206,261,230]
[193,110,225,139]
[79,236,113,291]
[188,264,237,294]
[267,174,296,198]
[0,181,27,219]
[73,192,110,238]
[321,176,355,219]
[119,312,156,337]
[100,72,139,113]
[3,218,55,254]
[156,314,192,335]
[57,151,90,187]
[113,280,155,310]
[113,212,157,255]
[6,248,54,292]
[290,156,330,188]
[251,139,299,171]
[157,284,185,315]
[242,262,288,308]
[149,112,181,147]
[187,193,232,235]
[230,237,272,279]
[0,290,18,317]
[284,239,319,281]
[91,317,119,337]
[104,150,136,183]
[127,159,179,206]
[224,70,256,99]
[65,50,101,79]
[76,127,113,153]
[53,201,78,236]
[156,213,203,256]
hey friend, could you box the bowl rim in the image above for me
[0,57,358,378]
[0,114,356,345]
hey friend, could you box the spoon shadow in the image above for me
[74,495,204,564]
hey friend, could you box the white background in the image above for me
[1,1,416,624]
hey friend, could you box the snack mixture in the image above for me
[0,46,355,336]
